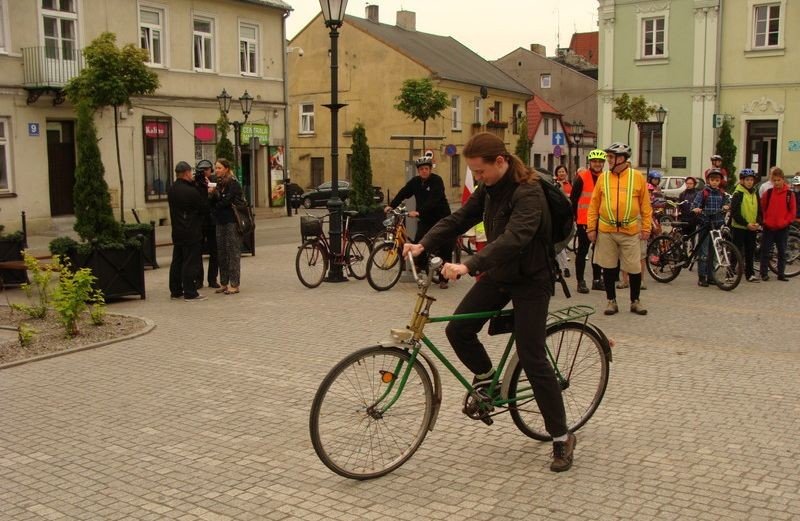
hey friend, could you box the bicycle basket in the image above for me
[300,216,323,240]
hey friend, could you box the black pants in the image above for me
[731,227,757,278]
[575,225,602,282]
[169,241,202,298]
[197,224,219,285]
[444,277,568,437]
[760,227,789,277]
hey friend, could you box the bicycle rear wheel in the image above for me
[711,239,743,291]
[309,346,434,480]
[646,235,683,283]
[366,242,403,291]
[768,232,800,278]
[508,322,610,441]
[295,240,328,288]
[345,234,371,280]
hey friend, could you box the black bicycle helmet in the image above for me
[705,168,723,181]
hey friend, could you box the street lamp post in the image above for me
[569,120,585,175]
[644,105,668,178]
[320,0,349,282]
[217,89,254,200]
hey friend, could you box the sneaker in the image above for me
[550,432,577,472]
[698,278,709,287]
[215,286,229,294]
[563,268,571,278]
[604,299,618,315]
[630,299,648,315]
[747,275,759,283]
[576,280,589,294]
[184,294,208,302]
[761,274,769,281]
[591,279,605,291]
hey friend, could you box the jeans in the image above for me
[697,229,712,279]
[169,241,202,298]
[444,277,568,437]
[760,227,789,277]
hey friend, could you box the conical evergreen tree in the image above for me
[716,119,737,191]
[349,123,375,211]
[515,119,530,166]
[73,102,122,244]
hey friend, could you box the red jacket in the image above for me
[760,185,796,230]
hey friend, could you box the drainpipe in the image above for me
[282,10,292,216]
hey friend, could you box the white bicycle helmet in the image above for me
[604,142,632,158]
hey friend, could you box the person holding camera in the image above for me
[194,159,219,289]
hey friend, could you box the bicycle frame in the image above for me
[303,213,359,266]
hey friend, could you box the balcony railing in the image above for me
[22,46,84,89]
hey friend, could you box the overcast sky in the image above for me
[285,0,599,61]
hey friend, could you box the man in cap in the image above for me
[168,161,209,301]
[194,159,219,288]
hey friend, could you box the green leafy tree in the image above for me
[73,102,123,244]
[215,114,234,163]
[349,123,376,211]
[394,78,450,149]
[613,93,656,144]
[66,32,159,222]
[716,119,737,191]
[515,118,530,166]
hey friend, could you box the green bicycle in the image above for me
[309,255,613,480]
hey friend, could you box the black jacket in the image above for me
[421,169,553,286]
[390,173,451,225]
[168,178,209,244]
[211,177,244,225]
[194,172,218,226]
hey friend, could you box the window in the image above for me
[139,6,164,65]
[0,118,10,191]
[450,95,461,130]
[239,22,258,75]
[193,16,214,71]
[540,74,551,89]
[753,4,780,47]
[193,124,217,163]
[637,122,663,168]
[42,0,78,61]
[544,117,549,136]
[450,154,460,188]
[474,97,483,124]
[0,0,8,53]
[143,117,172,201]
[300,103,315,134]
[492,101,502,122]
[512,104,520,135]
[642,17,666,57]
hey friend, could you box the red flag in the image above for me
[462,167,475,205]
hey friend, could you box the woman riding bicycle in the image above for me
[403,132,575,472]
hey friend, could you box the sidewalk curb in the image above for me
[0,314,156,370]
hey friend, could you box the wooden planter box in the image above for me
[123,224,159,269]
[67,244,146,300]
[0,237,28,287]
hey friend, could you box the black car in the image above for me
[300,181,384,209]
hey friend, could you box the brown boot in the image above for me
[630,299,648,315]
[604,299,618,315]
[550,432,576,472]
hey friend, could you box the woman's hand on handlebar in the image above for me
[383,205,393,214]
[403,243,424,258]
[441,262,468,281]
[408,210,419,218]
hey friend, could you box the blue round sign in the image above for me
[445,144,457,156]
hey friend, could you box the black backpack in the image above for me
[540,178,576,253]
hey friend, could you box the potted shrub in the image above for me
[346,123,384,238]
[0,224,28,287]
[122,222,159,269]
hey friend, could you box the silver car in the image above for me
[658,176,705,200]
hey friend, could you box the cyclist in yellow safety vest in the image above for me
[587,142,652,316]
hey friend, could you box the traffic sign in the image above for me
[552,132,565,146]
[553,145,562,157]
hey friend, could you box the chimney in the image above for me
[366,4,379,23]
[530,44,546,56]
[396,10,416,31]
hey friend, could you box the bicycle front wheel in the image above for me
[309,346,434,480]
[768,232,800,278]
[295,240,328,288]
[646,235,683,283]
[345,234,371,280]
[711,239,742,291]
[508,322,610,441]
[366,242,403,291]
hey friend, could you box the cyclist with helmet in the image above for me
[691,168,730,286]
[386,155,452,286]
[705,154,729,188]
[730,168,762,282]
[586,142,652,315]
[569,148,607,294]
[194,159,220,288]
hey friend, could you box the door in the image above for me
[311,157,324,187]
[745,120,778,179]
[47,121,76,216]
[240,150,251,204]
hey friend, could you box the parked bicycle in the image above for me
[365,205,410,291]
[751,228,800,278]
[295,211,372,288]
[309,255,612,480]
[646,213,743,290]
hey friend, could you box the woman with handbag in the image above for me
[210,158,243,294]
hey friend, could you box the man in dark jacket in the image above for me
[168,161,209,301]
[193,159,219,288]
[385,156,452,286]
[405,133,574,473]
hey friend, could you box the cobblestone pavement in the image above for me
[2,217,799,520]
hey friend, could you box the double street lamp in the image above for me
[320,0,349,282]
[642,105,668,177]
[569,120,585,175]
[217,89,254,195]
